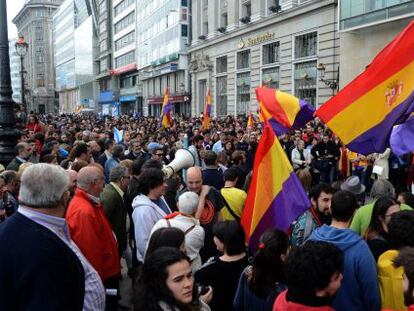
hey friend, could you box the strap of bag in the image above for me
[184,224,196,235]
[220,191,241,222]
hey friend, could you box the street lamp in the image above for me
[15,34,28,113]
[317,63,339,91]
[0,0,21,165]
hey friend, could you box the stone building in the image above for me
[13,0,63,114]
[189,0,339,116]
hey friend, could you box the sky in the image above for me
[6,0,26,39]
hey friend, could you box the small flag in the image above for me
[256,87,315,135]
[241,120,310,250]
[315,20,414,155]
[114,127,123,144]
[160,87,172,128]
[247,112,254,128]
[203,89,212,130]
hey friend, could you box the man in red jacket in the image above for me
[66,166,121,311]
[273,241,343,311]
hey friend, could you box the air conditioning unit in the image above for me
[269,4,282,13]
[198,35,206,40]
[217,27,226,33]
[240,16,250,24]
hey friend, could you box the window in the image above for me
[114,0,134,17]
[35,26,43,41]
[37,72,45,87]
[242,1,252,17]
[236,72,250,115]
[114,12,135,34]
[181,25,188,37]
[115,50,135,68]
[100,58,108,73]
[216,76,227,116]
[203,21,208,35]
[262,41,280,65]
[294,60,317,106]
[262,67,280,89]
[294,32,317,59]
[221,13,228,28]
[99,1,106,14]
[100,40,107,52]
[115,31,135,51]
[237,50,250,70]
[216,56,227,74]
[181,0,188,6]
[36,49,45,64]
[99,21,106,34]
[121,76,134,88]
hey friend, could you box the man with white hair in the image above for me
[149,191,205,271]
[0,164,105,310]
[66,166,121,310]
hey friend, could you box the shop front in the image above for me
[147,94,191,117]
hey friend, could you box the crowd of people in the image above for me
[1,111,414,311]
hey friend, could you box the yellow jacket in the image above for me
[378,250,405,311]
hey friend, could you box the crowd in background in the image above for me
[1,111,414,311]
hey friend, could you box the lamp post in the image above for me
[317,63,339,92]
[0,0,20,165]
[15,34,28,113]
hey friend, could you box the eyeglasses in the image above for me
[155,153,163,157]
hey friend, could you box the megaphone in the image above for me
[163,149,195,178]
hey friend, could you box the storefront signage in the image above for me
[148,94,191,105]
[238,32,275,49]
[109,63,137,75]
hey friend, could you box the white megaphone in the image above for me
[162,149,195,178]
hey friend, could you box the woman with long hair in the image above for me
[195,221,248,311]
[365,196,400,261]
[233,229,288,311]
[134,247,211,311]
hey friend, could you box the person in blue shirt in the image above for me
[309,190,380,311]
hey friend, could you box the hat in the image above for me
[147,142,163,152]
[340,176,365,195]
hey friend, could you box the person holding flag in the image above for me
[203,89,212,130]
[160,87,172,128]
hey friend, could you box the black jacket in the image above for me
[0,212,85,310]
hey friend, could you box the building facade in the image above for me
[53,0,96,113]
[13,0,63,114]
[137,0,191,117]
[339,0,414,87]
[8,39,22,105]
[109,0,142,116]
[189,0,339,117]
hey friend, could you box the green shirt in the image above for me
[350,201,412,236]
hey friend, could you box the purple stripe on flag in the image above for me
[269,118,289,136]
[347,90,414,155]
[291,99,315,130]
[390,116,414,156]
[248,171,310,250]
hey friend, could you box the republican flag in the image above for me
[316,20,414,155]
[247,112,254,128]
[203,89,212,130]
[390,114,414,156]
[160,87,172,128]
[256,87,315,135]
[241,120,310,250]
